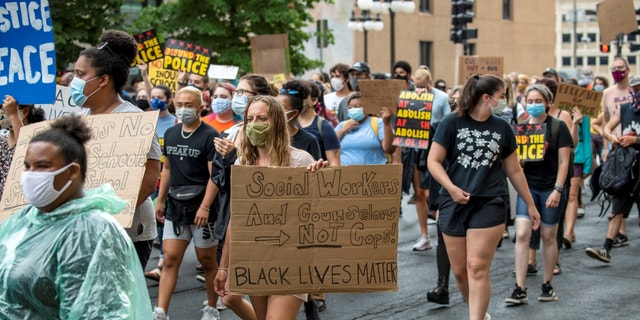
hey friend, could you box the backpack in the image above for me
[598,146,640,196]
[369,116,392,164]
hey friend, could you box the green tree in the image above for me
[50,0,125,71]
[130,0,333,76]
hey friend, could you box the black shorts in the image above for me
[611,192,640,218]
[438,195,507,237]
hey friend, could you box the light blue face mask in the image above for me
[232,94,248,116]
[526,103,546,118]
[212,98,232,115]
[348,107,365,121]
[70,76,100,107]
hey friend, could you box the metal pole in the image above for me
[454,43,463,85]
[364,28,369,63]
[390,8,396,72]
[573,0,577,67]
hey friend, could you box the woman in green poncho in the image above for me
[0,114,152,319]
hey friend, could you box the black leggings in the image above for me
[435,225,451,280]
[133,239,154,270]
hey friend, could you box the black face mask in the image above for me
[200,109,211,117]
[395,75,408,81]
[349,78,360,92]
[136,99,150,110]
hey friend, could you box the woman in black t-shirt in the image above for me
[427,74,540,320]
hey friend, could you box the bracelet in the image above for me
[218,268,228,272]
[199,205,210,212]
[554,185,564,193]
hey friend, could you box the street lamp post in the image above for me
[370,0,415,72]
[348,0,384,63]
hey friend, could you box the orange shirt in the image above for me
[202,115,237,133]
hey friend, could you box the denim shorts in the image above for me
[516,187,562,226]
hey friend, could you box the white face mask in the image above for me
[20,162,74,208]
[331,77,344,91]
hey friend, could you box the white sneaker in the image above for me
[485,312,491,320]
[413,235,432,251]
[202,298,227,310]
[152,307,169,320]
[200,305,220,320]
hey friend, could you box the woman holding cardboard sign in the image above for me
[70,30,161,270]
[334,92,396,165]
[505,84,572,306]
[214,95,327,320]
[427,74,541,320]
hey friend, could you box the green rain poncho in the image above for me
[0,184,152,319]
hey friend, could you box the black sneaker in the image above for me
[612,233,629,248]
[505,285,528,305]
[585,246,611,263]
[538,282,557,302]
[512,264,538,276]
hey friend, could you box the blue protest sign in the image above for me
[0,0,56,104]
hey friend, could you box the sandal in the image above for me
[553,264,561,275]
[315,299,326,312]
[562,236,572,249]
[144,267,162,281]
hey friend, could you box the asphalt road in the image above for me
[145,187,640,319]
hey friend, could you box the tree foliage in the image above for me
[50,0,125,71]
[130,0,333,76]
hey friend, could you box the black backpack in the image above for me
[598,146,640,196]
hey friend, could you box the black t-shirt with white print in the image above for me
[432,113,518,197]
[163,122,219,186]
[523,116,573,190]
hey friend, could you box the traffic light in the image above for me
[452,0,474,25]
[450,27,478,44]
[600,44,610,53]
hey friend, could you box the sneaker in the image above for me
[153,307,169,320]
[408,194,417,204]
[585,246,611,263]
[484,313,491,320]
[505,285,528,305]
[514,264,537,276]
[412,235,432,251]
[200,305,220,320]
[538,282,557,302]
[612,233,629,248]
[577,207,585,218]
[196,274,205,283]
[204,297,227,310]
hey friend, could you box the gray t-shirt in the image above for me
[84,102,162,242]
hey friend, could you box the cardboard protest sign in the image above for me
[229,165,402,295]
[149,59,178,93]
[250,34,291,76]
[597,0,638,43]
[554,83,602,118]
[207,64,239,80]
[163,39,211,77]
[393,91,433,149]
[34,85,88,120]
[133,29,163,65]
[0,0,56,104]
[358,80,407,115]
[513,123,547,162]
[458,56,503,85]
[0,112,159,227]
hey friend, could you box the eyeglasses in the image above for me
[96,41,115,57]
[610,66,627,72]
[280,88,299,95]
[235,89,256,96]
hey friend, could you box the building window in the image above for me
[562,33,571,43]
[419,0,430,13]
[503,0,512,20]
[562,56,572,66]
[587,33,597,42]
[577,57,584,65]
[419,41,432,68]
[628,56,637,65]
[600,56,609,65]
[465,43,476,55]
[587,56,596,66]
[628,34,637,42]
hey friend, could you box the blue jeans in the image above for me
[516,187,562,227]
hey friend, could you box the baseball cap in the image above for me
[629,75,640,87]
[542,68,558,76]
[348,61,371,74]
